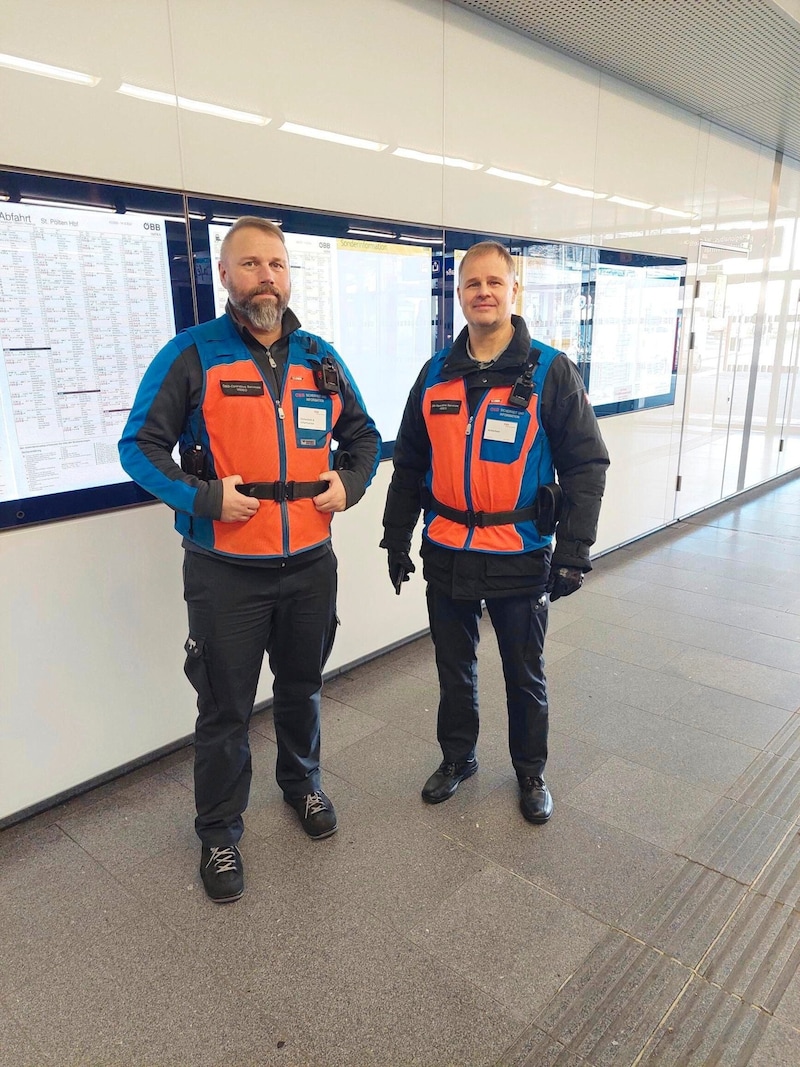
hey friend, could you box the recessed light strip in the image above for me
[393,147,482,170]
[485,166,549,187]
[280,121,386,152]
[0,52,99,86]
[117,83,269,126]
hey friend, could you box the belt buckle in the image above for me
[283,481,297,502]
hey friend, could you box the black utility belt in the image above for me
[235,480,327,501]
[422,483,562,534]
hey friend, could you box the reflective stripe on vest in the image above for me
[194,326,342,558]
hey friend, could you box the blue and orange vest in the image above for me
[422,343,559,554]
[177,317,343,559]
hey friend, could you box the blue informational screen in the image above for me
[0,170,685,530]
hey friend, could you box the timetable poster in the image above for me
[209,225,433,442]
[0,203,175,502]
[589,264,682,405]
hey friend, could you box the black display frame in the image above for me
[0,168,687,530]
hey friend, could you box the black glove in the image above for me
[386,548,415,595]
[547,566,584,602]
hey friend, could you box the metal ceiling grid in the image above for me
[448,0,800,162]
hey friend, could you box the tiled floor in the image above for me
[4,475,800,1066]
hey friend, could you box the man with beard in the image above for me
[119,217,380,903]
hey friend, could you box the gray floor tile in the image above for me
[738,629,800,674]
[638,975,776,1066]
[618,603,758,659]
[533,930,690,1067]
[547,616,685,669]
[619,856,747,968]
[662,646,800,710]
[699,894,800,1019]
[552,691,757,792]
[562,756,720,850]
[322,664,434,723]
[54,773,196,873]
[238,908,523,1067]
[751,830,800,909]
[660,684,792,748]
[322,723,441,800]
[726,751,800,820]
[679,798,791,884]
[456,784,674,923]
[408,865,606,1023]
[547,651,697,716]
[0,1004,54,1067]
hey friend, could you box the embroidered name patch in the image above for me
[220,380,264,396]
[430,400,462,415]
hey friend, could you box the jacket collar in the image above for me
[442,314,532,381]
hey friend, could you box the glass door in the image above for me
[675,243,750,517]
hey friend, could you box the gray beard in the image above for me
[231,292,287,332]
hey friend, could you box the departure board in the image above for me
[0,203,175,504]
[589,262,682,406]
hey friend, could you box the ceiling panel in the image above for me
[449,0,800,162]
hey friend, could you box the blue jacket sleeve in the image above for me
[118,336,221,519]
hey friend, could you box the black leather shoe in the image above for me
[519,776,553,823]
[422,758,478,804]
[200,844,244,903]
[284,790,338,839]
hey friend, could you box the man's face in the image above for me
[457,251,518,331]
[219,227,291,332]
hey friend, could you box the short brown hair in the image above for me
[220,216,286,260]
[459,241,515,282]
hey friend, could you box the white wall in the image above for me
[2,0,798,820]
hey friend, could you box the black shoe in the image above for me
[200,844,244,903]
[421,758,478,804]
[285,790,338,839]
[519,776,553,823]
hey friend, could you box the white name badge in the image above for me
[297,406,328,431]
[484,418,518,444]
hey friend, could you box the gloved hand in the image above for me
[387,548,415,594]
[547,566,584,602]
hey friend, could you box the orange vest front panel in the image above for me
[201,360,341,557]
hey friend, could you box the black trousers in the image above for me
[426,585,549,780]
[183,546,337,846]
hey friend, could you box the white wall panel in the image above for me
[441,3,600,240]
[168,0,447,224]
[0,0,183,189]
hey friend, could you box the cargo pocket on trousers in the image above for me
[322,615,340,670]
[184,634,212,699]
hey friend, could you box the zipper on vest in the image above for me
[463,392,487,550]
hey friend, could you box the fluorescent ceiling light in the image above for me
[485,166,549,187]
[399,234,444,244]
[19,197,114,213]
[347,227,396,239]
[279,121,387,152]
[117,83,269,125]
[552,183,607,199]
[608,195,654,209]
[393,147,482,170]
[0,52,99,86]
[653,205,695,218]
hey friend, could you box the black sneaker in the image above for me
[519,776,553,824]
[200,844,244,903]
[421,757,479,804]
[285,790,338,839]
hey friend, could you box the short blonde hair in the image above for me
[459,241,515,282]
[220,216,286,260]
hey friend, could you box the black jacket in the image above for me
[382,315,609,599]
